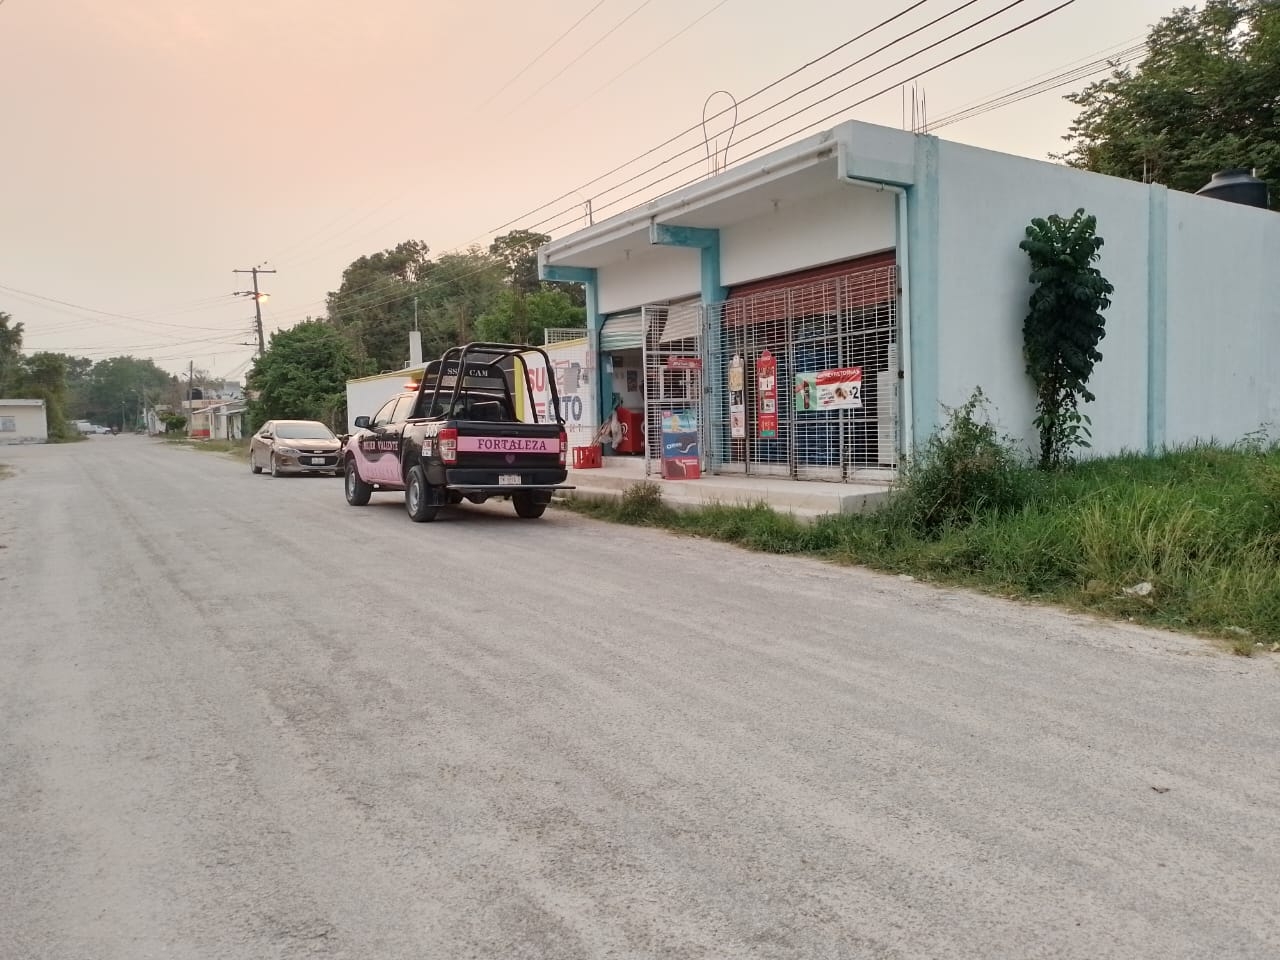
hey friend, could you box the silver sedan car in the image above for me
[249,420,343,477]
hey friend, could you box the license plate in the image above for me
[498,474,521,486]
[309,457,327,465]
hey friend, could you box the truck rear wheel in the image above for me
[405,466,439,523]
[513,492,547,519]
[344,459,372,506]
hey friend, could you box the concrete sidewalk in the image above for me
[562,456,893,519]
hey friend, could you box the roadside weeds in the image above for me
[162,437,250,460]
[561,445,1280,656]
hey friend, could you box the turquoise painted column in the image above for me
[1147,185,1169,454]
[905,135,941,448]
[538,263,603,422]
[650,224,725,469]
[648,224,726,302]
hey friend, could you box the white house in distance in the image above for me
[0,398,49,443]
[539,119,1280,482]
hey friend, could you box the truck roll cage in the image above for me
[417,342,565,426]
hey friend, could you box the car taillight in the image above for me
[439,428,458,464]
[558,431,567,467]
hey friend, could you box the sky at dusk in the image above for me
[1,0,1187,380]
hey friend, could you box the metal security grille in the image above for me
[706,264,899,481]
[642,303,705,478]
[543,327,589,345]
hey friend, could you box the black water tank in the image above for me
[1196,168,1270,208]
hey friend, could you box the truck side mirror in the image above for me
[353,416,371,429]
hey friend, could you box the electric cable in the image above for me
[480,0,612,108]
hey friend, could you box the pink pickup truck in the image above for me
[342,342,573,522]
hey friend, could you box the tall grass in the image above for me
[564,413,1280,652]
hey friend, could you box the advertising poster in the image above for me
[660,409,701,480]
[728,353,746,439]
[756,350,778,439]
[794,366,863,412]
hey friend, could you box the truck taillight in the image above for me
[559,431,567,466]
[439,428,458,464]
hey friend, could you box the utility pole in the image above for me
[187,361,194,434]
[234,266,277,356]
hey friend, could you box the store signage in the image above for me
[795,366,863,412]
[666,356,703,371]
[756,350,778,439]
[660,409,701,479]
[728,353,746,439]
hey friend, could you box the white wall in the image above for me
[720,182,895,287]
[345,367,425,432]
[516,341,599,449]
[0,401,48,442]
[1164,191,1280,444]
[597,245,700,315]
[934,142,1153,456]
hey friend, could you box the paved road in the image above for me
[1,437,1277,960]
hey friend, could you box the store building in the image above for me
[540,119,1280,481]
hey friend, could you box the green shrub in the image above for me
[618,480,666,523]
[887,388,1035,537]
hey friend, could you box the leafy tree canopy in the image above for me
[77,355,175,429]
[474,289,587,346]
[1061,0,1280,206]
[326,232,589,370]
[246,320,371,430]
[489,229,550,296]
[0,312,24,397]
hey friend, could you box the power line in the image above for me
[233,266,276,356]
[928,42,1147,130]
[484,0,939,238]
[0,282,242,332]
[934,33,1143,116]
[268,0,1081,330]
[503,0,660,116]
[265,0,944,320]
[480,0,612,108]
[579,0,1079,226]
[521,0,1053,233]
[575,0,734,110]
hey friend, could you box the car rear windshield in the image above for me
[276,424,335,440]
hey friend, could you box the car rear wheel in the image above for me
[345,460,372,506]
[250,452,262,475]
[512,492,548,519]
[405,466,439,523]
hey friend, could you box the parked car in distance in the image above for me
[250,420,343,477]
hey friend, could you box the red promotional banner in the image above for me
[756,350,778,439]
[666,356,703,371]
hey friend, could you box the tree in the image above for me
[1061,0,1280,206]
[14,352,77,441]
[1020,209,1115,470]
[325,240,432,373]
[325,240,510,370]
[78,356,175,429]
[489,229,550,296]
[0,312,24,397]
[474,289,587,345]
[489,229,586,306]
[246,320,371,430]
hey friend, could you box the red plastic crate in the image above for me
[572,445,602,469]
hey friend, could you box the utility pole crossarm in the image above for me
[233,266,277,357]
